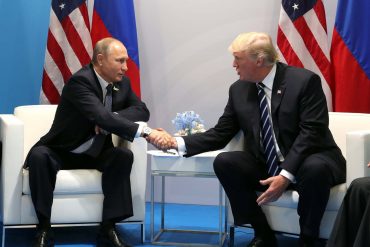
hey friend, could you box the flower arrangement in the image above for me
[172,111,206,136]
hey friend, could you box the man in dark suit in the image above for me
[327,163,370,247]
[150,32,346,247]
[26,37,165,247]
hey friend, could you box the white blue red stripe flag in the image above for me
[331,0,370,113]
[91,0,141,98]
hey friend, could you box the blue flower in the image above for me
[172,111,205,136]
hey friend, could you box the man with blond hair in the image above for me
[150,32,346,246]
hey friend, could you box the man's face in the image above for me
[232,51,258,82]
[99,42,129,82]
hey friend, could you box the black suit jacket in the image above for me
[37,64,149,151]
[183,62,345,183]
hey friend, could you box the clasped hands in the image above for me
[94,124,176,151]
[146,128,177,152]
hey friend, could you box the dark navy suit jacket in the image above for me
[37,63,149,152]
[183,62,345,184]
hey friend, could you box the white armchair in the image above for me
[226,112,370,244]
[0,105,148,246]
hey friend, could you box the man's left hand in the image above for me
[256,175,290,206]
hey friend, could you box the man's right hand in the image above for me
[146,128,177,151]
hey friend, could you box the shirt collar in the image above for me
[93,68,110,93]
[261,64,277,91]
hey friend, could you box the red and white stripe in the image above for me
[40,3,92,104]
[277,0,332,111]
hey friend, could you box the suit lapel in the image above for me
[248,84,262,151]
[271,63,287,140]
[271,63,286,115]
[89,64,104,102]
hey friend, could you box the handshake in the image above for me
[145,128,178,151]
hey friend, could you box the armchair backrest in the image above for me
[224,112,370,159]
[14,105,57,160]
[328,112,370,157]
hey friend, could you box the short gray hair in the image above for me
[91,37,118,64]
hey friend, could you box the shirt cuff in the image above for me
[135,123,145,138]
[280,169,296,183]
[175,137,187,156]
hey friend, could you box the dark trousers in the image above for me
[213,150,339,238]
[26,145,134,223]
[327,177,370,247]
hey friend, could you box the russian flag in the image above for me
[331,0,370,113]
[91,0,141,98]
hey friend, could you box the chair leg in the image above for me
[229,225,235,247]
[141,223,145,243]
[1,225,5,247]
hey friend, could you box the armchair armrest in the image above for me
[346,130,370,187]
[111,121,147,153]
[112,122,148,221]
[0,114,25,224]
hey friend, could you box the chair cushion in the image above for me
[262,183,346,211]
[22,169,103,195]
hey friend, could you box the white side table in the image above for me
[148,150,228,247]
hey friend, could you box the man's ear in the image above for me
[256,56,264,66]
[97,54,104,66]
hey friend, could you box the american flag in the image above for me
[40,0,92,104]
[277,0,332,111]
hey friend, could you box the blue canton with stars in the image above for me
[52,0,86,22]
[282,0,317,21]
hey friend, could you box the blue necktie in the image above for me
[257,83,280,177]
[104,84,113,112]
[99,84,113,135]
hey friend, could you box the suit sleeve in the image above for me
[183,87,240,157]
[281,73,330,174]
[113,79,150,122]
[63,77,141,141]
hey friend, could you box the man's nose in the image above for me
[122,62,128,71]
[233,60,237,67]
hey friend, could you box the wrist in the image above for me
[141,126,153,138]
[170,137,178,150]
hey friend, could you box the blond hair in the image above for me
[228,32,279,66]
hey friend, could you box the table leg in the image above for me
[229,225,235,247]
[225,198,229,240]
[218,183,223,246]
[150,174,155,242]
[161,175,165,230]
